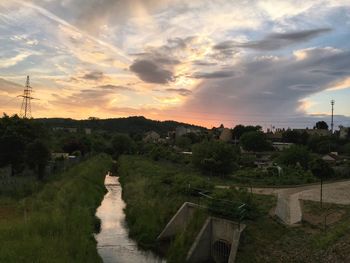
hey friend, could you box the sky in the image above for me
[1,0,350,129]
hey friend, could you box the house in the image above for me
[219,128,232,142]
[322,152,340,164]
[143,131,161,143]
[175,126,201,139]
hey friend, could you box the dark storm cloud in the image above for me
[182,47,350,127]
[192,70,235,79]
[130,59,174,84]
[129,36,197,84]
[82,71,105,81]
[214,28,332,51]
[165,88,192,96]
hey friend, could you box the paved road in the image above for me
[216,179,350,205]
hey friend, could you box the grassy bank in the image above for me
[118,155,274,261]
[119,155,350,262]
[0,154,112,263]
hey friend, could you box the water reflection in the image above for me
[95,175,165,263]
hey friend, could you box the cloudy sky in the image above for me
[1,0,350,128]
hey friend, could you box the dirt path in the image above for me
[216,179,350,205]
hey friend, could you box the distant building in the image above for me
[219,128,232,142]
[272,142,294,151]
[293,128,330,137]
[265,130,283,142]
[176,126,188,138]
[143,131,161,143]
[51,153,69,160]
[175,126,201,139]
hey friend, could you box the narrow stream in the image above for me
[95,174,165,263]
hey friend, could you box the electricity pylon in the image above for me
[18,76,36,118]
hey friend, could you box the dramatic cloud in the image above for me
[214,28,332,52]
[181,47,350,127]
[130,59,174,84]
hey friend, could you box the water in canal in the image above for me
[95,174,165,263]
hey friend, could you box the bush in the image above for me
[192,140,237,175]
[276,145,311,169]
[240,131,271,152]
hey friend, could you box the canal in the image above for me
[95,174,165,263]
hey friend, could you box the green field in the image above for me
[0,154,112,263]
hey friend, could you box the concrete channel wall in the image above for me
[157,202,246,263]
[186,217,246,263]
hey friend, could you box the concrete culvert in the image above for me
[212,239,232,263]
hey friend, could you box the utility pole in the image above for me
[18,76,36,118]
[331,100,335,134]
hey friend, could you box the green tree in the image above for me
[192,140,237,175]
[282,129,309,144]
[232,125,261,139]
[310,158,334,207]
[0,114,48,175]
[341,142,350,156]
[25,140,51,180]
[175,136,192,150]
[111,134,135,158]
[240,131,271,152]
[314,121,328,130]
[277,145,311,169]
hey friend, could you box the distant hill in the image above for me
[34,116,206,136]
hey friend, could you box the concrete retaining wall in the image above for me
[157,202,202,240]
[186,217,245,263]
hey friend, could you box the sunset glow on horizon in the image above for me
[1,0,350,128]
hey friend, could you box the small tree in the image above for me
[310,158,334,208]
[26,140,51,180]
[314,121,328,130]
[111,134,135,158]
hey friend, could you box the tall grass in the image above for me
[0,154,112,263]
[118,155,213,253]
